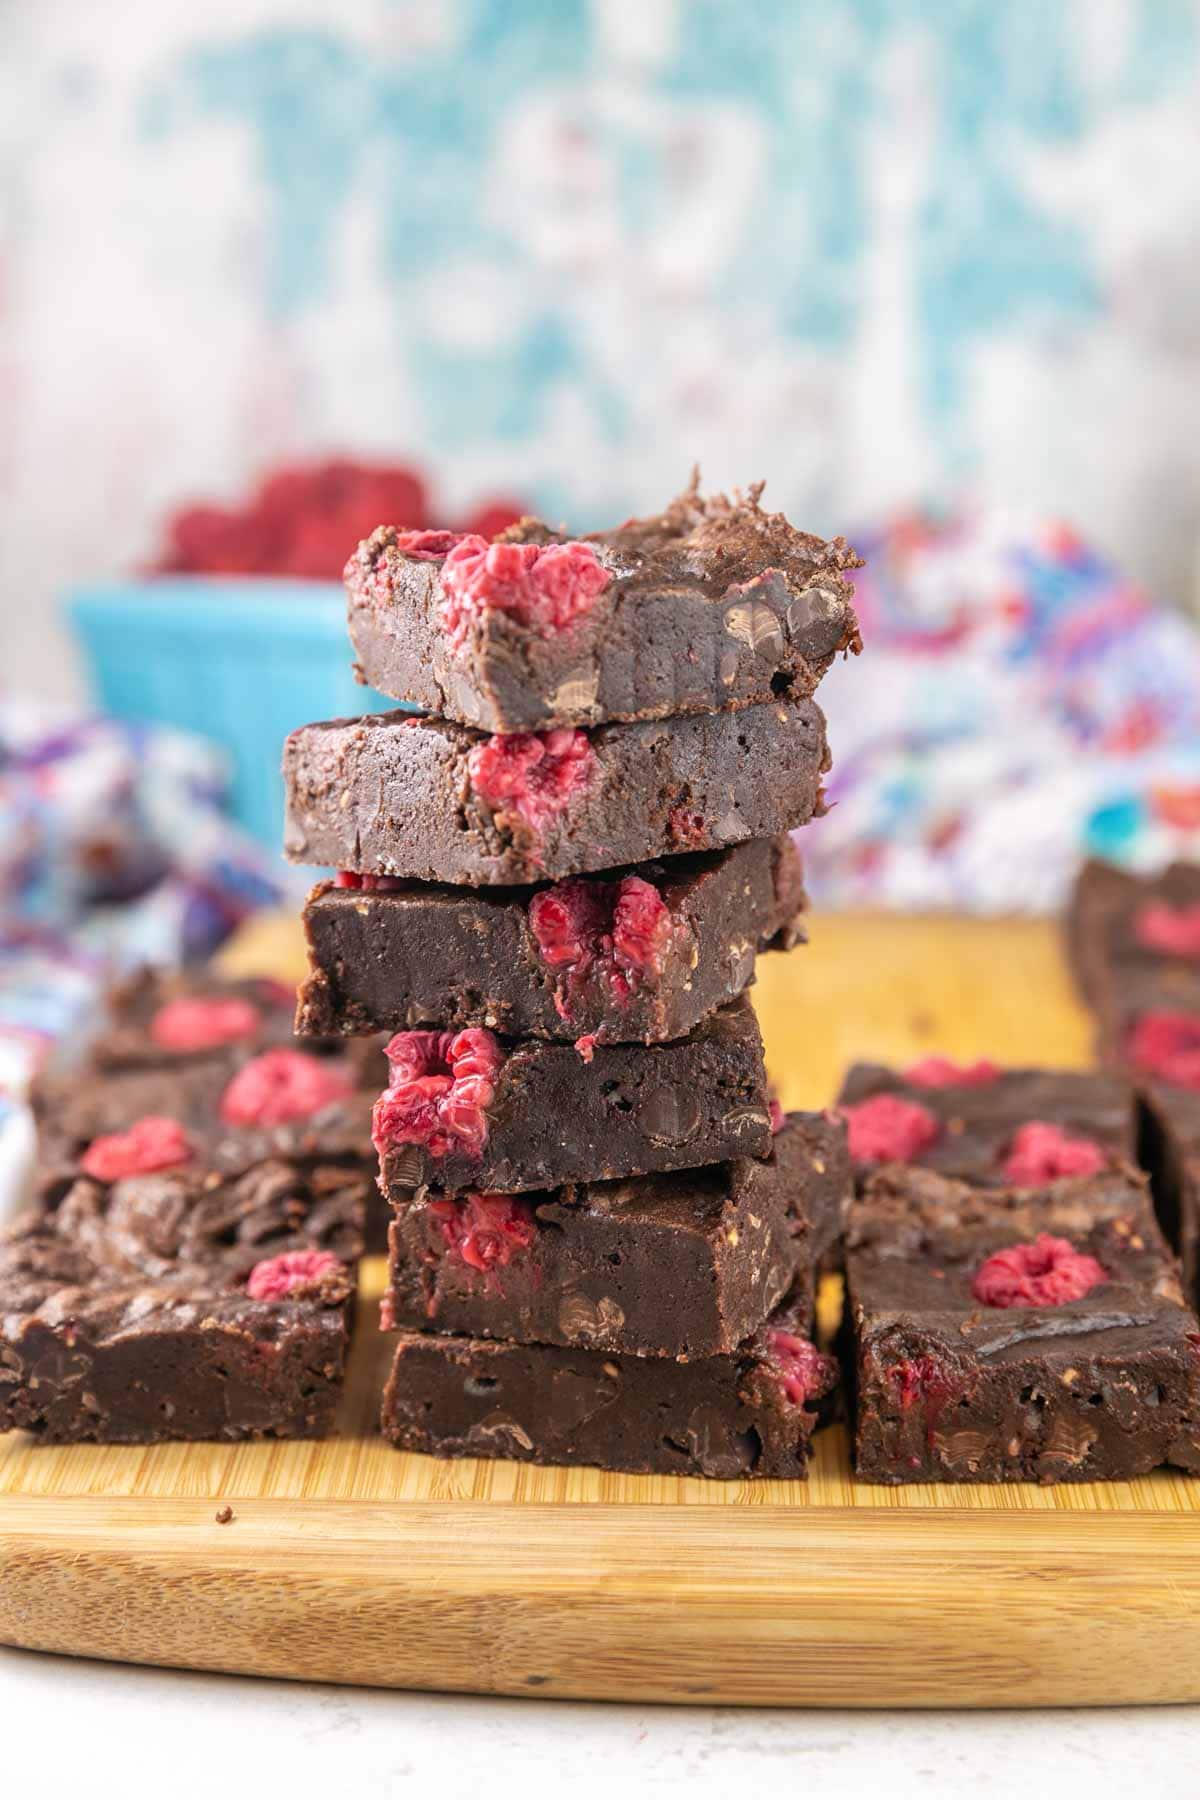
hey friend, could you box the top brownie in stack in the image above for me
[344,474,861,732]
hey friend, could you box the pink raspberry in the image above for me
[468,728,594,834]
[333,871,406,892]
[246,1248,344,1301]
[393,529,465,561]
[150,995,262,1052]
[1133,901,1200,959]
[972,1234,1107,1308]
[574,1034,597,1063]
[438,535,609,649]
[528,872,672,1015]
[903,1057,1000,1089]
[842,1094,939,1163]
[1001,1121,1107,1184]
[1127,1011,1200,1088]
[81,1115,193,1182]
[373,1028,504,1160]
[768,1097,786,1134]
[764,1330,835,1407]
[427,1191,536,1272]
[220,1049,353,1128]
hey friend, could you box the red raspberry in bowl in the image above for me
[1001,1121,1106,1184]
[841,1094,940,1164]
[427,1191,536,1271]
[903,1057,1000,1088]
[1127,1011,1200,1088]
[81,1115,193,1182]
[150,995,263,1053]
[1133,901,1200,959]
[373,1028,505,1160]
[764,1330,835,1407]
[246,1248,344,1301]
[439,536,609,649]
[528,873,672,1015]
[468,728,594,834]
[220,1049,353,1128]
[971,1234,1106,1308]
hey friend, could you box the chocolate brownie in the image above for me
[346,477,861,733]
[282,699,829,887]
[0,1159,367,1443]
[76,964,388,1091]
[297,836,805,1045]
[1138,1080,1200,1302]
[382,1110,849,1358]
[836,1061,1136,1189]
[85,966,304,1073]
[1066,858,1200,1059]
[847,1163,1200,1483]
[380,1286,836,1479]
[375,994,770,1198]
[34,1045,379,1230]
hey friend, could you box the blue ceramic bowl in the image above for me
[68,579,398,852]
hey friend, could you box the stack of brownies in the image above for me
[0,967,381,1441]
[285,480,860,1477]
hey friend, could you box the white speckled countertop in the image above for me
[2,1649,1196,1798]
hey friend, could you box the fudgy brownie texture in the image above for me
[1066,858,1200,1060]
[836,1061,1136,1188]
[374,994,770,1198]
[297,837,805,1046]
[847,1163,1200,1484]
[380,1286,837,1478]
[382,1110,849,1358]
[282,699,829,887]
[345,477,861,733]
[0,1159,367,1443]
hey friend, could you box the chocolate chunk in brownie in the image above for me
[0,1159,367,1443]
[380,1285,836,1479]
[383,1110,849,1358]
[297,836,805,1045]
[282,699,829,887]
[345,477,861,732]
[847,1162,1200,1484]
[836,1061,1136,1189]
[375,993,770,1198]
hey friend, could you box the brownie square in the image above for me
[345,482,860,733]
[1066,858,1200,1060]
[382,1110,849,1358]
[847,1163,1200,1484]
[0,1159,368,1443]
[375,993,771,1198]
[836,1061,1136,1188]
[297,836,805,1046]
[381,1285,837,1479]
[282,699,830,887]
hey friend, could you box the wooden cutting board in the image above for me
[5,913,1200,1708]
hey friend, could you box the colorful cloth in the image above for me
[808,508,1200,912]
[0,701,282,1094]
